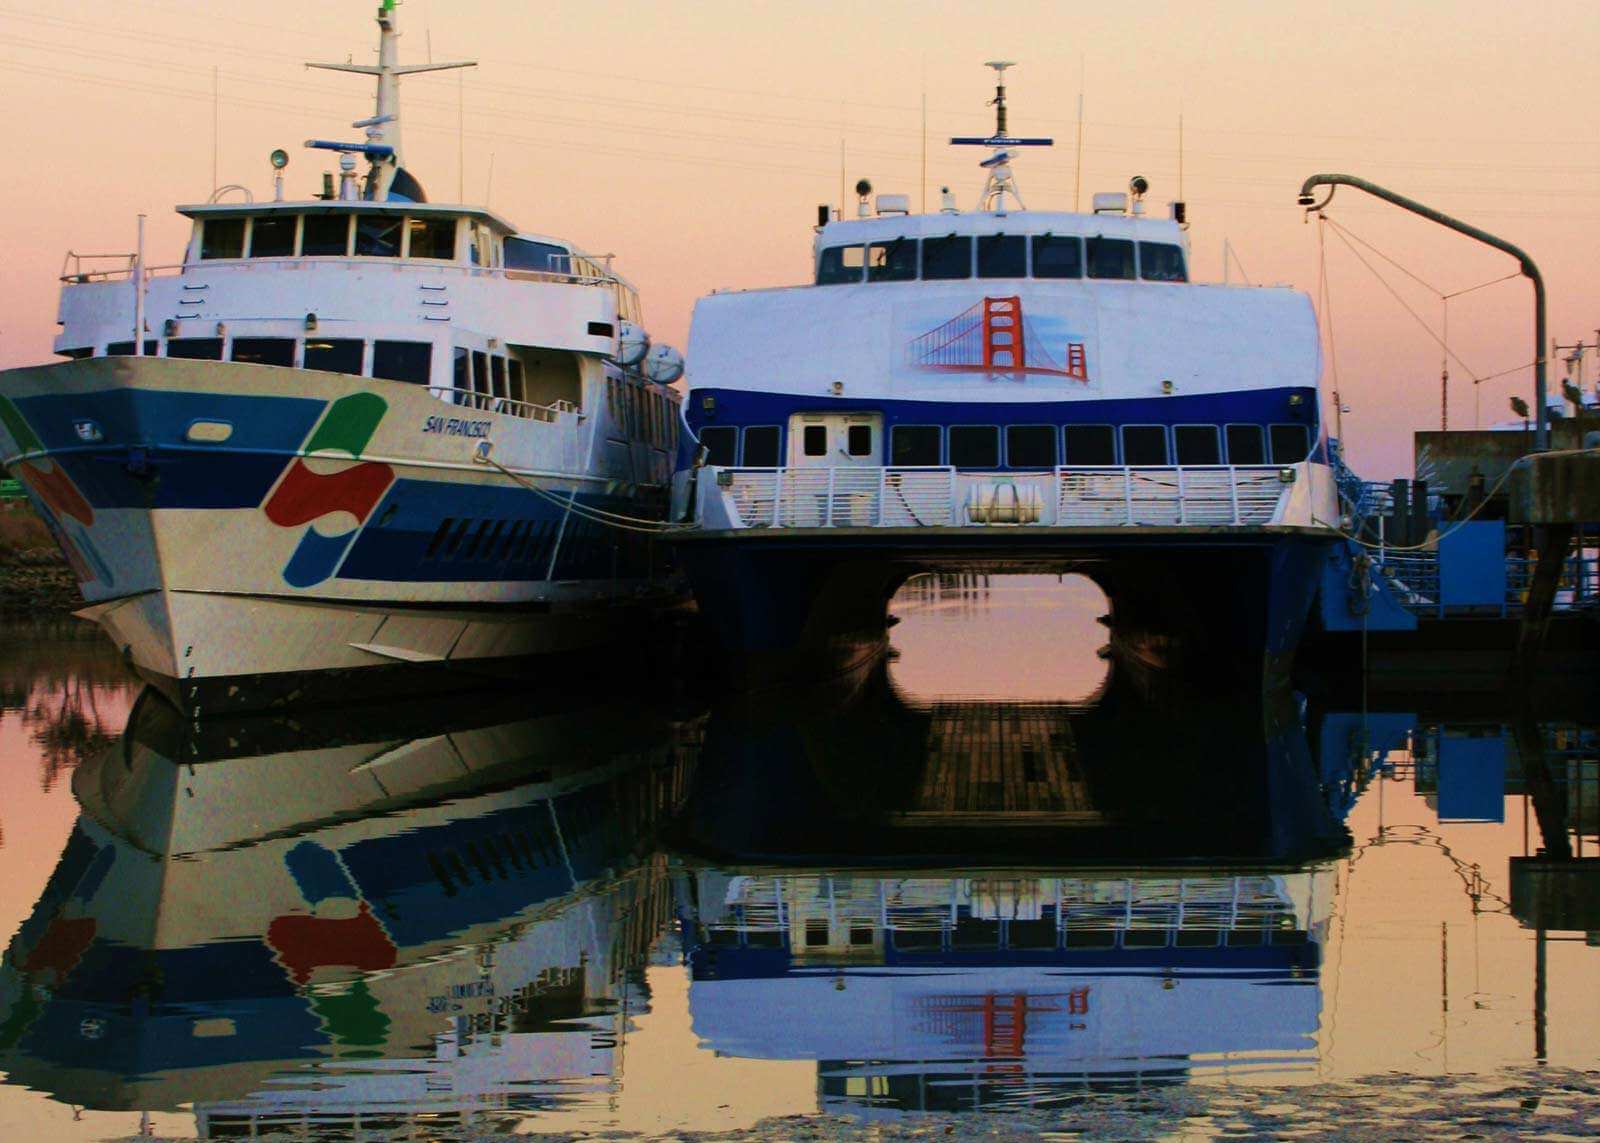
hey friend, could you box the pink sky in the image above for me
[0,0,1594,476]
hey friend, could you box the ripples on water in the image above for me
[0,579,1596,1141]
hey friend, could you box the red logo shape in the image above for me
[264,459,394,529]
[17,461,93,525]
[19,916,96,977]
[267,903,398,984]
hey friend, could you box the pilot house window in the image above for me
[199,219,245,260]
[166,338,224,361]
[230,338,295,367]
[867,240,916,282]
[816,245,865,285]
[1032,235,1083,279]
[355,216,404,257]
[1087,237,1136,280]
[248,216,296,258]
[1140,242,1188,282]
[978,235,1027,279]
[301,215,351,256]
[406,218,457,260]
[921,236,971,280]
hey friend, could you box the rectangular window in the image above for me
[406,217,457,260]
[505,237,570,273]
[698,425,737,466]
[507,358,526,405]
[373,341,432,384]
[816,245,865,284]
[452,347,470,393]
[948,425,999,468]
[978,234,1027,278]
[921,235,972,280]
[199,219,245,260]
[1087,237,1136,280]
[300,214,350,256]
[1121,424,1169,465]
[1139,242,1188,282]
[867,239,917,282]
[1270,423,1311,463]
[471,350,490,397]
[802,424,828,456]
[305,338,364,375]
[425,518,454,559]
[891,425,941,466]
[1225,424,1266,465]
[1006,424,1057,468]
[1031,235,1083,279]
[1174,424,1222,465]
[248,215,296,258]
[354,215,403,257]
[742,425,781,467]
[57,347,92,359]
[846,423,874,457]
[1063,424,1116,465]
[166,338,224,360]
[106,340,158,356]
[229,337,295,367]
[489,355,507,399]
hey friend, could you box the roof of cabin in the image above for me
[177,199,520,235]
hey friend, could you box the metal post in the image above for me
[825,466,837,527]
[1298,174,1548,451]
[133,214,146,355]
[1228,466,1241,525]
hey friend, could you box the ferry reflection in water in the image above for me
[671,660,1349,1116]
[0,685,702,1134]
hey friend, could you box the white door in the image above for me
[787,413,882,467]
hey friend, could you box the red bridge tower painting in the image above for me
[907,296,1088,381]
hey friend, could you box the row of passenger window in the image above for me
[606,376,678,449]
[699,421,1312,468]
[93,336,435,383]
[816,235,1186,285]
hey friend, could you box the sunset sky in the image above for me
[0,0,1594,475]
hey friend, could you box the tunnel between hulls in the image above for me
[679,536,1327,694]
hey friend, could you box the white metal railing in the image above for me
[424,386,580,423]
[714,465,1296,529]
[58,256,621,287]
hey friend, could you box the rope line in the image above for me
[476,453,699,535]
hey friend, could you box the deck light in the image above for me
[1288,393,1305,406]
[163,319,178,337]
[831,381,844,395]
[215,322,227,337]
[1161,379,1174,394]
[1278,467,1297,483]
[270,149,290,170]
[304,313,318,331]
[701,395,715,411]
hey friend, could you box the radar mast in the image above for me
[950,61,1053,214]
[305,0,475,201]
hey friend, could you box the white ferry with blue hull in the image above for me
[673,64,1340,691]
[0,5,686,713]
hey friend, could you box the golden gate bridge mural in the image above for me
[906,296,1089,381]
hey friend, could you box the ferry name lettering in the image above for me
[423,415,492,439]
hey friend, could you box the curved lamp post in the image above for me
[1298,173,1548,452]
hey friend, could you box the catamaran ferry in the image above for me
[672,64,1341,689]
[0,4,686,713]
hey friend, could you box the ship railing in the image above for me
[424,386,578,423]
[1377,550,1598,618]
[712,464,1299,530]
[59,255,618,287]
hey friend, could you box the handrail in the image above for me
[58,255,620,288]
[423,386,581,423]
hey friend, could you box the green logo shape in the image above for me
[0,397,44,455]
[304,393,387,458]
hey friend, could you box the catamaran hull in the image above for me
[0,357,682,713]
[674,528,1334,695]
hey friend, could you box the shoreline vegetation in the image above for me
[0,504,82,614]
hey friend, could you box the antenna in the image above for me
[951,61,1051,213]
[305,2,475,200]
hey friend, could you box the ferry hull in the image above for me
[675,528,1334,695]
[0,357,681,712]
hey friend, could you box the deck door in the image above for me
[787,413,882,468]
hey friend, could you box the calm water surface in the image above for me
[1,582,1597,1141]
